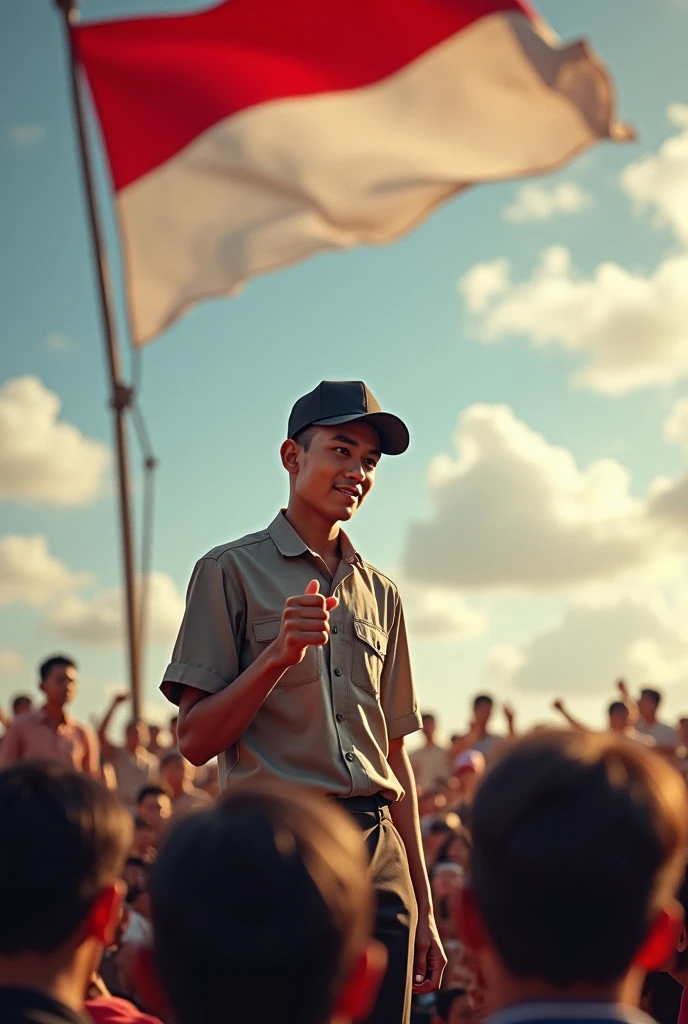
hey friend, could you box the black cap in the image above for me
[287,381,409,456]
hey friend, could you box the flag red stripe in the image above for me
[74,0,532,192]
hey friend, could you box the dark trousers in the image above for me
[338,797,418,1024]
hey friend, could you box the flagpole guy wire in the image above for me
[56,0,142,720]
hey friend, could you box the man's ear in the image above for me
[678,923,688,955]
[280,438,300,474]
[87,880,126,947]
[334,940,387,1022]
[455,885,489,953]
[635,902,683,972]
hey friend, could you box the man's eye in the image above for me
[365,460,378,470]
[334,446,349,456]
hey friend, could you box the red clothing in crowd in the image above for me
[85,997,162,1024]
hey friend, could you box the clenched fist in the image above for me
[272,580,339,669]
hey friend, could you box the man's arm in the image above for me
[0,721,23,767]
[504,703,517,738]
[97,693,129,759]
[617,679,639,724]
[552,699,588,732]
[83,728,101,780]
[388,737,447,994]
[178,580,337,766]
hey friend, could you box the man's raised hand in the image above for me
[273,580,339,668]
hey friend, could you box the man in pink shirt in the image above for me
[0,655,99,777]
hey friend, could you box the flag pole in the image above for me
[56,0,142,720]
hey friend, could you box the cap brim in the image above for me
[312,412,409,455]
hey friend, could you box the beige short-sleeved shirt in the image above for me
[0,708,99,777]
[109,746,159,805]
[162,511,422,800]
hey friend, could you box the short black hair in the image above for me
[291,424,318,450]
[150,782,372,1024]
[0,763,131,955]
[160,749,184,768]
[421,712,436,722]
[641,688,662,709]
[472,731,688,986]
[137,784,168,804]
[473,694,493,710]
[436,988,468,1021]
[11,694,32,714]
[608,701,628,717]
[39,655,76,682]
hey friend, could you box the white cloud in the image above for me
[459,247,688,394]
[0,649,26,677]
[503,182,592,223]
[9,124,46,147]
[47,572,185,647]
[0,376,110,505]
[622,104,688,246]
[403,404,685,593]
[664,397,688,450]
[0,535,92,608]
[400,580,487,644]
[486,592,688,696]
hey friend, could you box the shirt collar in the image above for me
[268,511,361,565]
[488,1002,657,1024]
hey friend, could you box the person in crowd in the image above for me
[97,694,159,807]
[158,749,212,821]
[130,817,157,862]
[168,716,178,749]
[146,724,164,760]
[148,780,387,1024]
[0,762,131,1024]
[623,683,678,755]
[435,830,471,875]
[161,380,446,1022]
[462,731,688,1024]
[450,751,485,829]
[552,698,655,746]
[422,818,457,873]
[451,697,515,761]
[0,693,34,731]
[675,719,688,780]
[0,655,99,777]
[134,785,172,840]
[412,714,451,792]
[433,987,477,1024]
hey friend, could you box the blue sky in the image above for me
[2,0,688,741]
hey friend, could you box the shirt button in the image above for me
[336,713,344,723]
[334,668,342,677]
[345,751,355,762]
[332,626,338,634]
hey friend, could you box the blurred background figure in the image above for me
[98,692,159,809]
[159,750,212,822]
[412,713,451,792]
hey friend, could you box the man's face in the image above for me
[41,664,77,707]
[638,693,657,719]
[473,701,492,728]
[609,707,629,732]
[290,422,381,523]
[13,698,32,717]
[126,720,149,750]
[138,793,172,827]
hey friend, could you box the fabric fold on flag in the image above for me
[74,0,633,345]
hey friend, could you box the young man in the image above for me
[632,686,677,755]
[135,785,173,838]
[411,713,451,791]
[452,696,516,761]
[461,731,688,1024]
[148,781,386,1024]
[97,693,159,807]
[0,762,131,1024]
[158,749,212,821]
[162,380,445,1023]
[552,698,656,746]
[0,655,99,777]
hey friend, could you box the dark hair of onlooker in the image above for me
[11,694,32,715]
[0,762,131,955]
[137,784,168,804]
[471,731,688,986]
[608,701,627,716]
[421,712,436,723]
[473,694,493,710]
[641,688,662,709]
[435,987,468,1022]
[160,749,184,769]
[150,781,372,1024]
[436,829,471,867]
[39,654,76,682]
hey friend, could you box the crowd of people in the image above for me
[1,651,688,1024]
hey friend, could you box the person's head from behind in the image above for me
[422,712,437,743]
[160,750,190,796]
[472,695,493,729]
[136,785,172,831]
[39,655,77,710]
[149,781,386,1024]
[125,718,150,753]
[148,724,161,748]
[464,731,688,1007]
[434,987,475,1024]
[608,701,630,733]
[0,763,131,991]
[11,693,33,717]
[638,688,662,722]
[281,381,409,527]
[437,829,472,873]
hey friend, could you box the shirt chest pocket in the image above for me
[352,618,388,697]
[251,618,321,688]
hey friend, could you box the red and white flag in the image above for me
[74,0,632,345]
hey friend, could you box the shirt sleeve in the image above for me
[380,595,422,741]
[0,720,23,767]
[161,556,245,707]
